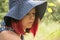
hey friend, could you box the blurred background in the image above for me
[0,0,60,40]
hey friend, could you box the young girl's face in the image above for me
[21,8,35,30]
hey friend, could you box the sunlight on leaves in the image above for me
[48,3,56,7]
[47,8,53,13]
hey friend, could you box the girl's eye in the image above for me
[26,13,29,15]
[26,13,35,16]
[32,13,35,16]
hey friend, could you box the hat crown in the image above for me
[9,0,28,9]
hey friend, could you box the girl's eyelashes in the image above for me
[26,13,35,16]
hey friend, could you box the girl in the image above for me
[0,0,47,40]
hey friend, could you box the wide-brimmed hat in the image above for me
[5,0,47,20]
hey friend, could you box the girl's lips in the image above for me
[28,21,34,24]
[28,20,33,24]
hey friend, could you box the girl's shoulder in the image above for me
[0,26,21,40]
[0,30,21,40]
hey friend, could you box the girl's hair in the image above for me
[4,16,18,27]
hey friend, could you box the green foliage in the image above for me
[0,0,8,22]
[42,0,60,23]
[0,0,8,12]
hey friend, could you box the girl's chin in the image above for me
[26,27,31,29]
[27,25,32,28]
